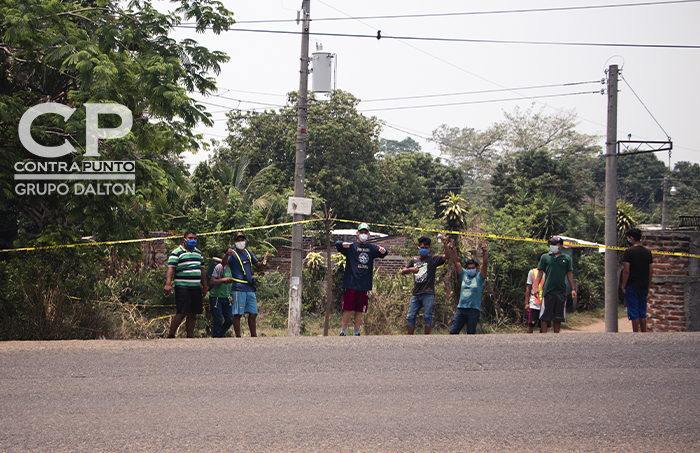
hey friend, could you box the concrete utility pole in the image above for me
[288,0,310,336]
[604,64,619,333]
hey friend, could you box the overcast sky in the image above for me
[162,0,700,170]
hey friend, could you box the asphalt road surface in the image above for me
[2,333,699,452]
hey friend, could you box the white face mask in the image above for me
[235,241,246,250]
[549,245,559,253]
[358,234,369,242]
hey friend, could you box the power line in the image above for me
[362,81,602,103]
[173,27,700,49]
[619,74,672,141]
[359,91,602,112]
[207,0,700,24]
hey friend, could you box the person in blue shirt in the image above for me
[448,240,488,335]
[227,231,269,337]
[335,223,389,336]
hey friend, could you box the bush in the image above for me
[576,252,605,310]
[255,271,290,329]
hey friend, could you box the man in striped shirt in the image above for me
[164,230,208,338]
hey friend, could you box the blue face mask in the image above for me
[186,239,197,249]
[466,269,478,277]
[418,248,430,256]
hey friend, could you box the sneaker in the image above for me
[339,332,346,336]
[354,332,360,336]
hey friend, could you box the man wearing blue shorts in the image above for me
[228,231,269,337]
[622,228,654,332]
[402,234,447,334]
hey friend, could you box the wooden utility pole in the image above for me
[604,64,619,333]
[288,0,310,336]
[315,203,336,336]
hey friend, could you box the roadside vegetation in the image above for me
[2,0,699,340]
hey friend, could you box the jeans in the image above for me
[450,308,481,335]
[210,296,233,338]
[406,294,436,326]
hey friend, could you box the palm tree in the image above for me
[439,192,469,231]
[616,201,638,245]
[534,194,569,240]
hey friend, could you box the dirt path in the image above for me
[563,317,633,333]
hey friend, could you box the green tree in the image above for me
[1,0,235,246]
[223,90,386,223]
[433,106,599,207]
[490,148,579,210]
[380,136,421,155]
[376,151,464,226]
[592,153,668,224]
[667,161,700,225]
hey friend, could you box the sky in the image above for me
[160,0,700,170]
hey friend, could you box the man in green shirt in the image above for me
[208,245,234,338]
[164,230,208,338]
[533,236,576,333]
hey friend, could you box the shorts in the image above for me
[525,308,541,328]
[625,286,648,320]
[406,294,436,326]
[174,287,203,314]
[342,289,369,313]
[540,292,566,323]
[232,291,258,315]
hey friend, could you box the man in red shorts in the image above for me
[335,223,389,336]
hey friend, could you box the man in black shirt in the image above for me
[621,228,654,332]
[401,234,447,334]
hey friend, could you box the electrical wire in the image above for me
[360,91,602,112]
[172,27,700,49]
[620,74,672,141]
[199,1,700,24]
[362,81,602,103]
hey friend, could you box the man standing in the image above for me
[533,236,576,334]
[228,231,269,337]
[524,252,546,334]
[164,230,208,338]
[448,241,488,335]
[208,245,234,338]
[621,228,654,332]
[336,223,389,336]
[401,234,447,335]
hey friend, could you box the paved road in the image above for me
[1,333,699,452]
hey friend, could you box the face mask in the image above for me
[550,245,559,254]
[419,248,430,256]
[358,234,369,242]
[185,239,197,249]
[466,269,478,277]
[627,238,633,245]
[235,241,246,250]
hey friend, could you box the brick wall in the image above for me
[139,232,172,268]
[642,231,700,332]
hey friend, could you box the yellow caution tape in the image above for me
[334,219,700,259]
[67,295,175,308]
[1,217,698,258]
[146,314,174,327]
[0,219,320,253]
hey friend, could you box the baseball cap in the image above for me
[549,236,564,245]
[357,223,370,232]
[234,231,247,240]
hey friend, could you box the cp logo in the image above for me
[19,102,133,158]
